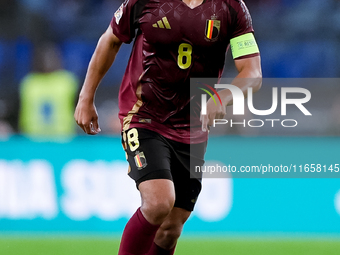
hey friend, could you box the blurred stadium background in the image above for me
[1,0,340,254]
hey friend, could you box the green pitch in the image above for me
[1,237,340,255]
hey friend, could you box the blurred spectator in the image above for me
[19,42,78,138]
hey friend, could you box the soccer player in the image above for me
[74,0,262,254]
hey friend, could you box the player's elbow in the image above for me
[237,57,262,93]
[242,56,262,93]
[247,68,262,94]
[252,71,262,94]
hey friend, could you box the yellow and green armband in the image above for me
[230,33,260,59]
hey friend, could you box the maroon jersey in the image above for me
[111,0,257,144]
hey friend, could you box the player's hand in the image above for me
[200,97,226,132]
[74,97,101,135]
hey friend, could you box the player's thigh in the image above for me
[139,179,175,212]
[122,128,177,223]
[122,127,173,186]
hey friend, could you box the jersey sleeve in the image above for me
[229,0,260,59]
[110,0,138,43]
[230,0,254,38]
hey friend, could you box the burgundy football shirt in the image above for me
[111,0,258,144]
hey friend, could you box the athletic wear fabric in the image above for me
[111,0,258,144]
[122,127,206,211]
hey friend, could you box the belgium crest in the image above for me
[205,15,220,41]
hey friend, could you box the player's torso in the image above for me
[116,0,254,142]
[127,0,233,123]
[137,0,232,81]
[140,0,230,45]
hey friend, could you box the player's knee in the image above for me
[157,223,183,249]
[142,198,175,225]
[165,224,182,241]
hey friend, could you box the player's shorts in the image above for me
[122,127,207,212]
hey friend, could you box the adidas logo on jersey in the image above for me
[152,17,171,29]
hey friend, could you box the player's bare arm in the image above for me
[233,55,262,96]
[74,25,122,135]
[202,55,262,131]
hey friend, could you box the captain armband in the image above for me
[230,33,260,59]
